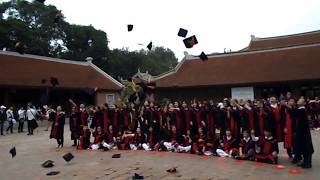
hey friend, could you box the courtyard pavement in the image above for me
[0,122,319,180]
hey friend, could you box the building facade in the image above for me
[0,51,123,108]
[153,30,320,101]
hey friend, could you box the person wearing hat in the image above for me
[0,105,7,136]
[6,106,15,134]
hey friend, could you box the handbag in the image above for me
[12,119,16,124]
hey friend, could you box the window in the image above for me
[106,94,115,107]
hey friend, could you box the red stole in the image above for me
[103,111,109,133]
[272,105,282,142]
[184,110,191,130]
[284,109,293,148]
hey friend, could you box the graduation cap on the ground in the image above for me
[46,171,60,176]
[199,52,208,61]
[112,153,121,158]
[35,0,45,3]
[146,42,152,50]
[127,24,133,32]
[62,152,74,162]
[50,77,59,87]
[166,167,177,173]
[183,35,198,48]
[9,147,16,158]
[178,28,188,38]
[132,173,144,180]
[15,42,25,54]
[42,160,54,168]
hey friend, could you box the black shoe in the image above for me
[297,162,304,167]
[27,133,30,135]
[301,164,312,169]
[291,158,301,164]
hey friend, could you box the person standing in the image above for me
[50,106,65,148]
[292,98,314,168]
[18,107,26,133]
[0,105,7,136]
[6,106,15,134]
[26,104,38,135]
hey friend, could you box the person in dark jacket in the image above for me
[292,98,314,168]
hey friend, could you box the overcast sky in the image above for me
[8,0,320,59]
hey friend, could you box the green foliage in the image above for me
[0,0,178,80]
[108,47,178,79]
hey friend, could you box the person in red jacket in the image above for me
[255,129,279,164]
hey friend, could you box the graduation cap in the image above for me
[41,79,47,84]
[50,77,59,87]
[112,153,121,158]
[54,11,62,23]
[83,88,96,96]
[199,52,208,61]
[127,24,133,32]
[15,42,25,54]
[146,42,152,50]
[46,171,60,176]
[166,167,177,173]
[128,92,137,103]
[62,152,74,162]
[132,173,144,180]
[35,0,45,3]
[183,35,198,48]
[42,160,54,168]
[177,28,188,38]
[9,147,16,158]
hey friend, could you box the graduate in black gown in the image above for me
[292,98,314,168]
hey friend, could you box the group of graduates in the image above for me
[49,95,314,169]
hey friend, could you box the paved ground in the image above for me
[0,121,319,180]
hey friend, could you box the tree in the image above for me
[0,0,67,56]
[0,0,178,80]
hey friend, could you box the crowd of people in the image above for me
[0,92,317,169]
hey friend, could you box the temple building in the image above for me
[153,30,320,101]
[0,51,123,108]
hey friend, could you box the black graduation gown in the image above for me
[295,107,314,155]
[69,112,80,140]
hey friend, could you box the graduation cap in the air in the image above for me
[46,171,60,176]
[183,35,198,48]
[112,153,121,158]
[128,92,137,103]
[54,11,63,23]
[35,0,45,3]
[132,173,144,180]
[9,147,16,158]
[50,77,59,87]
[199,52,208,61]
[62,152,74,162]
[127,24,133,32]
[42,160,54,168]
[146,42,152,50]
[15,42,25,54]
[177,28,188,38]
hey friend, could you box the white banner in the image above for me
[231,87,254,100]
